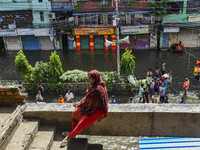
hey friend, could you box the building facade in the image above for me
[71,0,156,51]
[0,0,54,51]
[161,0,200,49]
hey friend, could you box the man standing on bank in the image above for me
[61,70,108,147]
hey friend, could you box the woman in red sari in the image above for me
[60,70,108,147]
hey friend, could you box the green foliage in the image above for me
[125,1,136,11]
[49,51,64,82]
[120,48,135,78]
[25,61,49,83]
[60,70,118,91]
[15,50,32,76]
[73,3,85,12]
[101,1,112,12]
[148,0,169,18]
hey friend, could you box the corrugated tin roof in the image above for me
[139,137,200,150]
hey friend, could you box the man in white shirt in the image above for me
[65,90,74,103]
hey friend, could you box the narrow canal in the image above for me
[0,49,200,103]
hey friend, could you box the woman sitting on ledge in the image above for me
[60,70,109,147]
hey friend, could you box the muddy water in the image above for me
[1,49,200,149]
[77,135,140,150]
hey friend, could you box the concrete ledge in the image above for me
[23,103,200,137]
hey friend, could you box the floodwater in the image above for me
[1,49,200,104]
[1,49,200,149]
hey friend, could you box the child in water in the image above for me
[58,95,64,103]
[164,95,169,103]
[111,95,116,104]
[151,92,157,103]
[129,97,134,104]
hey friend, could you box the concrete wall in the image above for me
[32,0,51,27]
[179,28,200,47]
[4,37,21,51]
[40,36,54,50]
[24,103,200,137]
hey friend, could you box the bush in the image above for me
[120,49,135,78]
[25,61,49,83]
[15,50,32,76]
[49,51,64,82]
[60,70,88,82]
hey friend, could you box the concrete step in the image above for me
[5,120,38,150]
[50,141,67,150]
[29,126,55,150]
[0,105,26,149]
[87,144,103,150]
[50,138,88,150]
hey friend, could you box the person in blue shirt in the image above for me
[164,95,169,103]
[111,95,116,104]
[163,78,168,89]
[129,97,134,104]
[179,97,186,104]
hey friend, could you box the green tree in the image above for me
[49,51,64,82]
[120,49,135,77]
[14,50,32,77]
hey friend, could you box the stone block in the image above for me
[0,92,5,95]
[0,88,10,92]
[68,138,88,150]
[6,92,19,96]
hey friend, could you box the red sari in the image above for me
[68,70,108,138]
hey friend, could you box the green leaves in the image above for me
[14,50,32,76]
[49,51,64,82]
[120,48,135,78]
[150,0,169,17]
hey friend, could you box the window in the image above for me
[40,12,44,21]
[187,1,200,14]
[39,0,42,2]
[167,2,183,14]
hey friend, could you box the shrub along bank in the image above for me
[14,50,140,93]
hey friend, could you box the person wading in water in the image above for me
[60,70,108,147]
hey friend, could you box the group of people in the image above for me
[58,90,74,103]
[138,63,172,104]
[138,63,191,104]
[35,83,74,103]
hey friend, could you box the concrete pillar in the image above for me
[76,35,81,50]
[89,35,94,51]
[111,35,116,50]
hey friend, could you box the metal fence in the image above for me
[0,80,133,93]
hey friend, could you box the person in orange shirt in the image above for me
[177,41,185,52]
[58,95,64,103]
[183,78,190,97]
